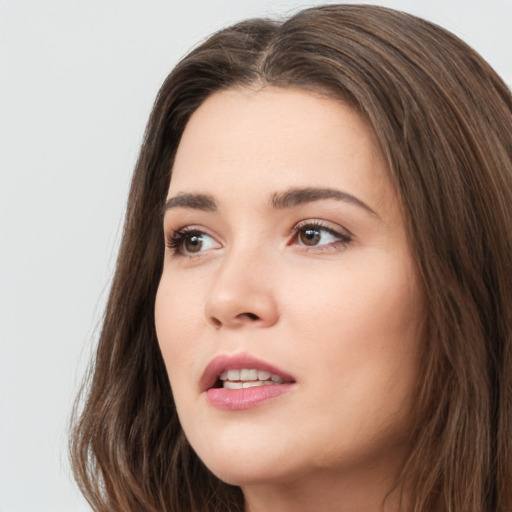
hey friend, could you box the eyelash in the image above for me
[290,220,353,251]
[166,227,206,252]
[165,222,353,257]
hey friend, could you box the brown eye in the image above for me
[299,228,321,246]
[294,223,352,250]
[167,229,220,256]
[184,233,204,253]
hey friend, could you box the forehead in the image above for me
[169,87,394,213]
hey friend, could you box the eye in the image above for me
[166,227,220,256]
[292,221,352,250]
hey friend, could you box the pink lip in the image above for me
[200,353,296,411]
[200,353,295,391]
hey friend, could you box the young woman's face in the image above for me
[155,87,424,490]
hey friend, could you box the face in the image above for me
[155,87,423,490]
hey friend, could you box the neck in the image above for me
[242,454,410,512]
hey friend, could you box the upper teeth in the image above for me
[219,368,284,389]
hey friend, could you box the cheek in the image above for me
[285,252,422,405]
[154,278,203,390]
[155,268,206,338]
[283,251,421,342]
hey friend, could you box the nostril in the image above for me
[209,312,259,327]
[240,312,260,321]
[211,317,222,328]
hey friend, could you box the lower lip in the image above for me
[205,383,295,411]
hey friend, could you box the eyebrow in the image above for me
[163,186,376,216]
[270,187,377,215]
[163,193,217,214]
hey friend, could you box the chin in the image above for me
[190,437,304,487]
[204,459,299,487]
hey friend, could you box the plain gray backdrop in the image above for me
[1,1,511,511]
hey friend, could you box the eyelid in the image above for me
[291,219,351,235]
[165,225,222,257]
[289,219,353,249]
[164,219,352,258]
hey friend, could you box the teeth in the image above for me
[240,369,258,380]
[223,380,278,389]
[224,381,243,389]
[258,370,271,380]
[219,368,285,387]
[242,380,274,388]
[227,369,240,380]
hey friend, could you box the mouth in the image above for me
[216,368,286,389]
[200,353,295,392]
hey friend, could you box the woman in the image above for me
[70,4,512,512]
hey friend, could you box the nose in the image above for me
[204,249,279,329]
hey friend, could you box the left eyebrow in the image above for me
[270,187,377,216]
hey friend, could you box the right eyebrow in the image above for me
[162,193,217,215]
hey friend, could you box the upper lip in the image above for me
[200,353,295,391]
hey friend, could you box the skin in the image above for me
[155,86,424,512]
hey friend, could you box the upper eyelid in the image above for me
[166,226,220,245]
[165,227,221,257]
[165,219,352,244]
[165,222,217,237]
[291,219,352,236]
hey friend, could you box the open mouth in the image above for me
[213,368,287,389]
[201,354,295,392]
[202,355,296,410]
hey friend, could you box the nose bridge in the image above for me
[204,240,279,328]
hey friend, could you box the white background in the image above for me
[1,1,511,511]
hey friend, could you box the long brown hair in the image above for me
[70,5,512,511]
